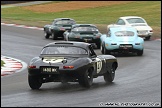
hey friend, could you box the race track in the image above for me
[1,25,161,107]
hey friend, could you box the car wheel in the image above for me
[96,41,101,49]
[64,35,68,41]
[104,64,115,83]
[64,36,66,41]
[78,68,93,88]
[28,75,42,90]
[44,31,50,39]
[52,32,57,40]
[137,49,143,56]
[104,45,110,54]
[101,44,104,54]
[145,36,151,40]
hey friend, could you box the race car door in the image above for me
[88,45,106,75]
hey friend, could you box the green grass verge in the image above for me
[1,1,161,38]
[1,60,5,67]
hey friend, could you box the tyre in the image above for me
[28,75,42,90]
[96,41,101,49]
[44,31,50,39]
[78,68,93,88]
[64,37,66,41]
[145,36,151,40]
[137,49,143,56]
[51,32,57,40]
[64,35,68,41]
[101,43,104,54]
[104,64,115,83]
[104,45,110,54]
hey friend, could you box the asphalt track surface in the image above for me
[1,25,161,107]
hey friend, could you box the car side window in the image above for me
[88,45,97,57]
[52,21,55,25]
[116,19,125,25]
[107,29,111,37]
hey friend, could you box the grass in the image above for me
[1,60,5,67]
[1,1,161,38]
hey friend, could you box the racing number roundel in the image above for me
[96,58,102,73]
[43,57,64,63]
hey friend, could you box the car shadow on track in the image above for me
[29,81,116,93]
[109,52,139,57]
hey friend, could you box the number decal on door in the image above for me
[96,58,102,73]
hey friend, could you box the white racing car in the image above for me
[107,16,153,40]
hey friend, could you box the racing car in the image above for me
[43,18,76,40]
[28,41,118,89]
[107,16,153,40]
[100,26,144,56]
[63,24,102,49]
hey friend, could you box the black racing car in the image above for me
[28,41,118,89]
[43,18,76,40]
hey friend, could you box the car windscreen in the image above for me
[41,46,88,55]
[115,31,134,36]
[55,20,76,25]
[71,26,99,32]
[126,18,145,24]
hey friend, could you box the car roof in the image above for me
[119,16,143,19]
[72,24,97,28]
[54,18,75,21]
[44,41,91,49]
[109,26,137,32]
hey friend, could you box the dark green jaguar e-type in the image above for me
[44,18,76,40]
[63,24,102,49]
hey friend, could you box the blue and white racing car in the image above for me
[100,26,144,56]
